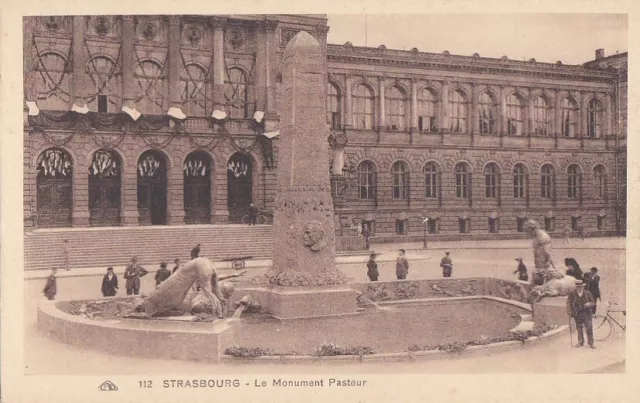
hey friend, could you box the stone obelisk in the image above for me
[264,31,356,319]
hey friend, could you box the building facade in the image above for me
[23,15,627,240]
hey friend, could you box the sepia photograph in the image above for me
[1,2,637,402]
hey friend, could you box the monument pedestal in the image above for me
[532,296,569,327]
[264,285,358,320]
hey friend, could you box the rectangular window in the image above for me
[597,216,604,230]
[418,116,437,132]
[459,218,469,234]
[517,217,527,233]
[331,112,341,130]
[488,218,499,233]
[427,218,437,234]
[571,217,580,232]
[98,95,108,113]
[545,217,555,232]
[396,219,408,235]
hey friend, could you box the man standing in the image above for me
[62,239,70,271]
[172,258,182,274]
[363,223,371,250]
[248,203,259,225]
[123,256,149,296]
[101,267,118,297]
[366,252,379,282]
[395,249,409,280]
[191,244,201,259]
[563,224,571,244]
[584,267,601,314]
[43,268,58,300]
[567,280,596,349]
[155,262,171,287]
[513,258,528,281]
[440,251,453,278]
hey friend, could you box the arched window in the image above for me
[87,56,121,113]
[36,148,73,227]
[417,88,437,132]
[587,98,603,138]
[507,94,525,136]
[135,60,166,115]
[35,52,70,111]
[352,84,375,130]
[484,163,500,198]
[357,161,376,200]
[385,86,407,131]
[534,96,550,137]
[454,162,470,199]
[327,82,341,129]
[449,90,467,133]
[424,162,438,198]
[540,164,555,199]
[225,67,251,119]
[392,161,409,199]
[180,64,208,117]
[513,164,527,199]
[593,165,606,199]
[567,164,581,199]
[561,97,579,138]
[478,92,497,134]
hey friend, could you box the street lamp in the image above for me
[421,216,429,249]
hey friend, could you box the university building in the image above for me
[23,14,627,241]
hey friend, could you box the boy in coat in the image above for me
[123,256,149,295]
[43,268,58,300]
[440,252,453,277]
[155,262,171,287]
[101,267,118,297]
[395,249,409,280]
[366,252,379,281]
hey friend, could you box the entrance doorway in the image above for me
[227,152,253,223]
[88,150,121,226]
[184,151,212,224]
[36,148,73,227]
[137,150,168,225]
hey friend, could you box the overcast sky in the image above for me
[326,14,628,65]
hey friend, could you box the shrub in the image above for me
[314,342,375,357]
[224,346,272,358]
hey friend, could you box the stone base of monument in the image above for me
[532,296,570,327]
[37,298,235,363]
[262,285,359,320]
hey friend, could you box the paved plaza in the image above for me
[24,237,626,375]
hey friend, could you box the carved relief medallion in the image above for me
[302,220,327,252]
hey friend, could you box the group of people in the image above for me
[44,244,205,300]
[365,250,453,282]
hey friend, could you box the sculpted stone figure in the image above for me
[523,219,563,285]
[529,276,577,303]
[189,275,245,316]
[138,257,225,318]
[302,221,327,252]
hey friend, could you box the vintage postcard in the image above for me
[1,0,638,402]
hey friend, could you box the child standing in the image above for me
[366,252,379,281]
[43,268,58,300]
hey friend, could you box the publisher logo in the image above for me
[98,380,118,391]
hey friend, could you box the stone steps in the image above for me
[24,225,274,271]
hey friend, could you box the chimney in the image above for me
[595,49,605,60]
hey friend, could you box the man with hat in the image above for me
[366,252,379,282]
[566,279,596,349]
[101,267,119,297]
[440,251,453,278]
[584,267,601,314]
[513,258,528,281]
[123,256,149,295]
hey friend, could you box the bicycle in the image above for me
[593,301,626,341]
[241,211,272,225]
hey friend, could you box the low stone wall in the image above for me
[335,235,366,252]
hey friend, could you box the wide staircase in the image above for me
[24,225,274,272]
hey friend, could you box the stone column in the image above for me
[577,92,584,138]
[345,76,353,129]
[212,156,229,223]
[410,79,418,131]
[604,92,612,137]
[71,16,87,107]
[167,157,185,225]
[378,77,386,130]
[527,89,535,135]
[500,86,507,135]
[167,16,181,109]
[266,31,354,319]
[470,82,478,134]
[264,19,279,122]
[554,90,562,137]
[23,18,37,103]
[122,146,140,226]
[211,17,226,111]
[72,155,90,227]
[440,80,449,131]
[255,21,268,113]
[122,16,137,107]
